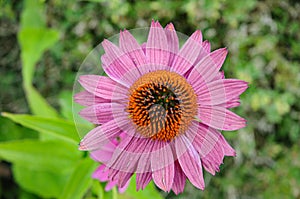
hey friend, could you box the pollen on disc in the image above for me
[127,70,197,141]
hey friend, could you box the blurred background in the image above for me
[0,0,300,198]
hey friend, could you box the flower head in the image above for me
[74,20,248,194]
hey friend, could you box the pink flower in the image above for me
[74,20,248,194]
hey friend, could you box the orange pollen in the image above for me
[127,70,197,142]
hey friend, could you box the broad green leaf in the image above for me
[0,116,38,142]
[18,190,39,199]
[2,112,79,144]
[13,164,73,198]
[59,158,98,199]
[0,139,81,173]
[23,85,59,118]
[118,175,163,199]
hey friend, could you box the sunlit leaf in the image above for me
[59,158,98,199]
[13,164,73,198]
[0,139,81,173]
[2,112,80,144]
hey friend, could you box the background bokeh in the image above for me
[1,0,300,198]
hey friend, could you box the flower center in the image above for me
[127,70,197,141]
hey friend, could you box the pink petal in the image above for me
[170,30,203,75]
[92,165,108,181]
[146,20,170,71]
[165,23,179,66]
[222,97,241,108]
[218,133,236,156]
[196,79,248,106]
[152,164,174,192]
[175,135,205,190]
[118,179,130,193]
[79,102,126,125]
[78,75,128,100]
[79,103,113,124]
[79,119,127,151]
[188,48,228,91]
[191,124,225,175]
[107,135,141,172]
[151,141,174,192]
[108,169,133,188]
[212,71,225,81]
[74,91,110,106]
[90,140,117,163]
[197,105,247,131]
[136,139,155,173]
[194,40,211,65]
[141,42,146,54]
[202,40,211,53]
[119,30,147,73]
[101,39,141,87]
[136,172,152,191]
[171,161,186,195]
[105,180,118,191]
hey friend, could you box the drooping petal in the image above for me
[196,79,248,106]
[188,48,228,91]
[118,179,130,193]
[108,169,133,189]
[90,140,117,163]
[218,134,236,156]
[105,180,118,191]
[79,118,127,151]
[146,20,170,71]
[136,172,152,191]
[171,161,186,195]
[191,124,224,175]
[101,39,141,87]
[197,105,247,131]
[78,75,128,100]
[74,91,110,106]
[119,30,147,73]
[107,133,154,175]
[170,30,203,75]
[92,165,109,181]
[175,135,205,190]
[165,23,179,66]
[151,141,174,192]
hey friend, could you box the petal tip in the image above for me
[166,23,175,31]
[78,141,88,151]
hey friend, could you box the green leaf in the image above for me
[24,85,59,119]
[18,0,60,118]
[0,139,81,173]
[2,112,80,144]
[118,174,163,199]
[13,164,73,198]
[19,28,59,86]
[20,0,45,29]
[59,90,74,121]
[0,116,38,142]
[59,158,98,199]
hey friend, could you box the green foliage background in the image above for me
[0,0,300,198]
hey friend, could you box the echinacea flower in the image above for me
[74,20,248,194]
